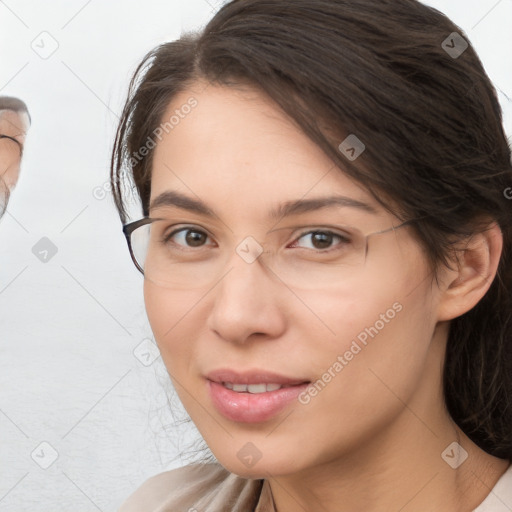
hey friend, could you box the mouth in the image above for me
[206,368,310,386]
[206,369,310,423]
[221,382,297,393]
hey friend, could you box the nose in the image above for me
[206,248,288,345]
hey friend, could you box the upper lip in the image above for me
[206,368,310,386]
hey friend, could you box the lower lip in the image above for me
[208,380,309,423]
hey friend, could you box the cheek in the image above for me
[295,250,437,379]
[144,282,216,427]
[296,255,438,415]
[298,264,431,343]
[143,282,201,369]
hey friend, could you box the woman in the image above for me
[111,0,512,510]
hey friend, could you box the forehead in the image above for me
[150,82,382,220]
[0,109,29,133]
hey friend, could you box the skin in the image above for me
[0,109,30,192]
[144,81,509,512]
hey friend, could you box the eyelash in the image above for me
[163,226,350,253]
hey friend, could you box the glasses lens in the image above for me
[129,220,370,289]
[129,221,150,271]
[130,220,229,289]
[267,229,367,289]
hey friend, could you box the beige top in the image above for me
[119,462,512,512]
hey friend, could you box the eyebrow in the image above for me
[149,190,377,220]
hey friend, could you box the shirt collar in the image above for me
[255,479,276,512]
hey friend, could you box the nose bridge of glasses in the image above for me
[229,234,280,279]
[213,232,291,286]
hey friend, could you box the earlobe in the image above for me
[437,222,503,322]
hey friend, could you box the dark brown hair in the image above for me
[111,0,512,459]
[0,96,31,123]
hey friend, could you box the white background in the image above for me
[0,0,511,510]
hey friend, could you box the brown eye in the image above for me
[310,232,334,249]
[185,230,208,247]
[292,230,350,251]
[166,228,211,248]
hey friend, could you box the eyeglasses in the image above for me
[122,217,414,290]
[0,134,23,156]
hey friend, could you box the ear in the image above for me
[437,222,503,322]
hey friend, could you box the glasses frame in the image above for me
[123,217,415,277]
[123,218,155,274]
[0,134,23,157]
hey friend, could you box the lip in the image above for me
[206,369,309,386]
[206,368,310,423]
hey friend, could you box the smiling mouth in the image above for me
[207,376,311,423]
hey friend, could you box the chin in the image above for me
[211,445,306,480]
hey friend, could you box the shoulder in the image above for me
[474,463,512,512]
[118,463,263,512]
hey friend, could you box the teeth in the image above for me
[247,384,267,394]
[222,382,284,393]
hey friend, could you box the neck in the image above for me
[267,325,510,512]
[268,415,509,512]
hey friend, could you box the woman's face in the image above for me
[145,81,445,478]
